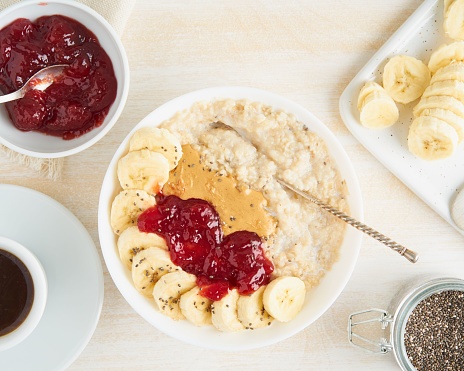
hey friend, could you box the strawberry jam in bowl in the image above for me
[0,0,129,158]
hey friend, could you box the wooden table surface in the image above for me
[2,0,464,370]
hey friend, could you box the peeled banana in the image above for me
[117,149,170,193]
[420,108,464,143]
[262,276,306,322]
[117,225,167,270]
[131,247,179,296]
[129,127,183,170]
[444,0,464,41]
[237,286,274,329]
[383,55,431,104]
[422,79,464,104]
[211,289,245,332]
[110,190,157,235]
[413,95,464,118]
[179,286,213,326]
[152,271,197,320]
[430,62,464,84]
[408,116,459,160]
[358,89,399,129]
[428,41,464,74]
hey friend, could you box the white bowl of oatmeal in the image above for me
[98,86,363,350]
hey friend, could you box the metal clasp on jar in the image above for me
[348,308,394,354]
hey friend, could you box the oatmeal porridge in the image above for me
[158,99,348,289]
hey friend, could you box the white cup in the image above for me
[0,236,47,351]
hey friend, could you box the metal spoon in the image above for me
[211,121,419,264]
[0,64,67,104]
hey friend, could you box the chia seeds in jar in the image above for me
[348,277,464,371]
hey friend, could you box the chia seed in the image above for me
[404,290,464,371]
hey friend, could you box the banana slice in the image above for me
[152,271,197,320]
[445,0,456,14]
[211,289,244,332]
[428,41,464,74]
[118,226,167,270]
[431,62,464,84]
[263,276,306,322]
[110,190,157,235]
[382,55,431,104]
[129,127,182,170]
[131,247,179,297]
[422,80,464,104]
[408,116,459,160]
[444,0,464,41]
[179,286,213,326]
[413,95,464,118]
[357,81,385,111]
[237,286,274,329]
[359,91,399,128]
[117,149,170,194]
[421,108,464,143]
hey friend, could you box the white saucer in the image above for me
[0,185,103,370]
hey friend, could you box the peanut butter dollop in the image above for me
[162,145,276,237]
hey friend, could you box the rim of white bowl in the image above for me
[0,0,130,158]
[0,235,48,352]
[98,86,364,350]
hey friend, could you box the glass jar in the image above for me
[348,277,464,371]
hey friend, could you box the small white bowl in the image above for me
[0,0,130,158]
[98,86,364,350]
[0,236,47,352]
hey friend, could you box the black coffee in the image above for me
[0,249,34,336]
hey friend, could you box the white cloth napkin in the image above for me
[0,0,135,179]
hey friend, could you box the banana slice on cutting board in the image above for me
[152,270,197,320]
[262,276,306,322]
[430,62,464,84]
[413,95,464,118]
[382,55,431,104]
[422,80,464,104]
[444,0,464,41]
[428,41,464,74]
[179,286,213,326]
[237,286,274,329]
[129,127,183,170]
[358,89,399,129]
[117,226,167,270]
[132,247,179,296]
[110,190,157,235]
[117,149,170,194]
[408,116,459,160]
[420,108,464,143]
[211,289,245,332]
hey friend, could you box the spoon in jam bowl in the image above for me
[211,121,419,264]
[0,64,68,104]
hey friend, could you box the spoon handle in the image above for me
[277,179,419,263]
[0,89,24,104]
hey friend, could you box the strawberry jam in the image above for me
[0,15,117,139]
[138,195,274,301]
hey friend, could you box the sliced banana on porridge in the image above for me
[152,270,197,320]
[237,286,274,329]
[118,225,168,270]
[211,289,245,332]
[129,127,182,170]
[262,276,306,322]
[179,286,213,326]
[117,149,170,193]
[131,247,179,296]
[110,189,157,235]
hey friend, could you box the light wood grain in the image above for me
[3,0,464,370]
